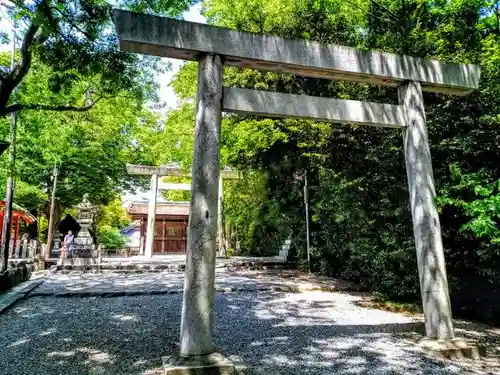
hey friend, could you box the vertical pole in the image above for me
[217,174,224,256]
[162,218,166,253]
[15,215,19,241]
[145,174,158,258]
[180,53,222,357]
[22,238,27,258]
[46,163,58,258]
[399,81,454,340]
[14,215,20,257]
[139,217,145,255]
[0,24,17,272]
[37,208,41,240]
[8,217,13,258]
[304,171,311,272]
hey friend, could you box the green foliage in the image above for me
[161,176,191,201]
[0,56,161,211]
[437,166,500,248]
[95,198,131,251]
[171,62,198,100]
[38,215,48,242]
[96,198,131,233]
[13,180,46,210]
[0,2,202,252]
[0,2,185,232]
[154,103,196,167]
[223,171,292,256]
[139,103,195,168]
[98,225,128,250]
[0,0,196,116]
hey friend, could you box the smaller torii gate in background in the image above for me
[115,9,481,373]
[126,164,241,258]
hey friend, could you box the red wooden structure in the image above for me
[0,201,36,244]
[127,202,189,253]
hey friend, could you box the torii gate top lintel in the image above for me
[126,164,242,180]
[114,9,480,96]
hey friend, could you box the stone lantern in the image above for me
[74,194,97,259]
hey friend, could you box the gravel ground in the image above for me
[1,287,496,375]
[32,272,188,295]
[31,270,349,296]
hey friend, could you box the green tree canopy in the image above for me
[0,54,161,212]
[0,0,197,117]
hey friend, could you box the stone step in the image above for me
[52,261,296,273]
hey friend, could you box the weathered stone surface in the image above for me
[180,53,222,357]
[73,194,98,258]
[0,274,45,314]
[114,10,480,95]
[60,257,97,267]
[126,164,241,179]
[417,338,486,360]
[163,353,235,375]
[223,87,406,128]
[127,164,192,176]
[399,81,454,340]
[0,261,37,293]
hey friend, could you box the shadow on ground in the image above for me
[0,290,498,375]
[32,271,310,296]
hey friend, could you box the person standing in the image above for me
[64,230,75,258]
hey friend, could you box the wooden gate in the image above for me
[152,218,187,253]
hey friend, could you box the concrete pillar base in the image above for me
[417,337,486,360]
[162,352,235,375]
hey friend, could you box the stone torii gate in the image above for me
[114,10,481,373]
[126,164,241,258]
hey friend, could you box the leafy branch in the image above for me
[4,89,140,114]
[5,96,103,113]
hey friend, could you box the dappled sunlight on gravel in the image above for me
[0,272,498,375]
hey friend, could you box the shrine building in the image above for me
[122,193,189,254]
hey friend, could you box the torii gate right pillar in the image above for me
[399,81,454,340]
